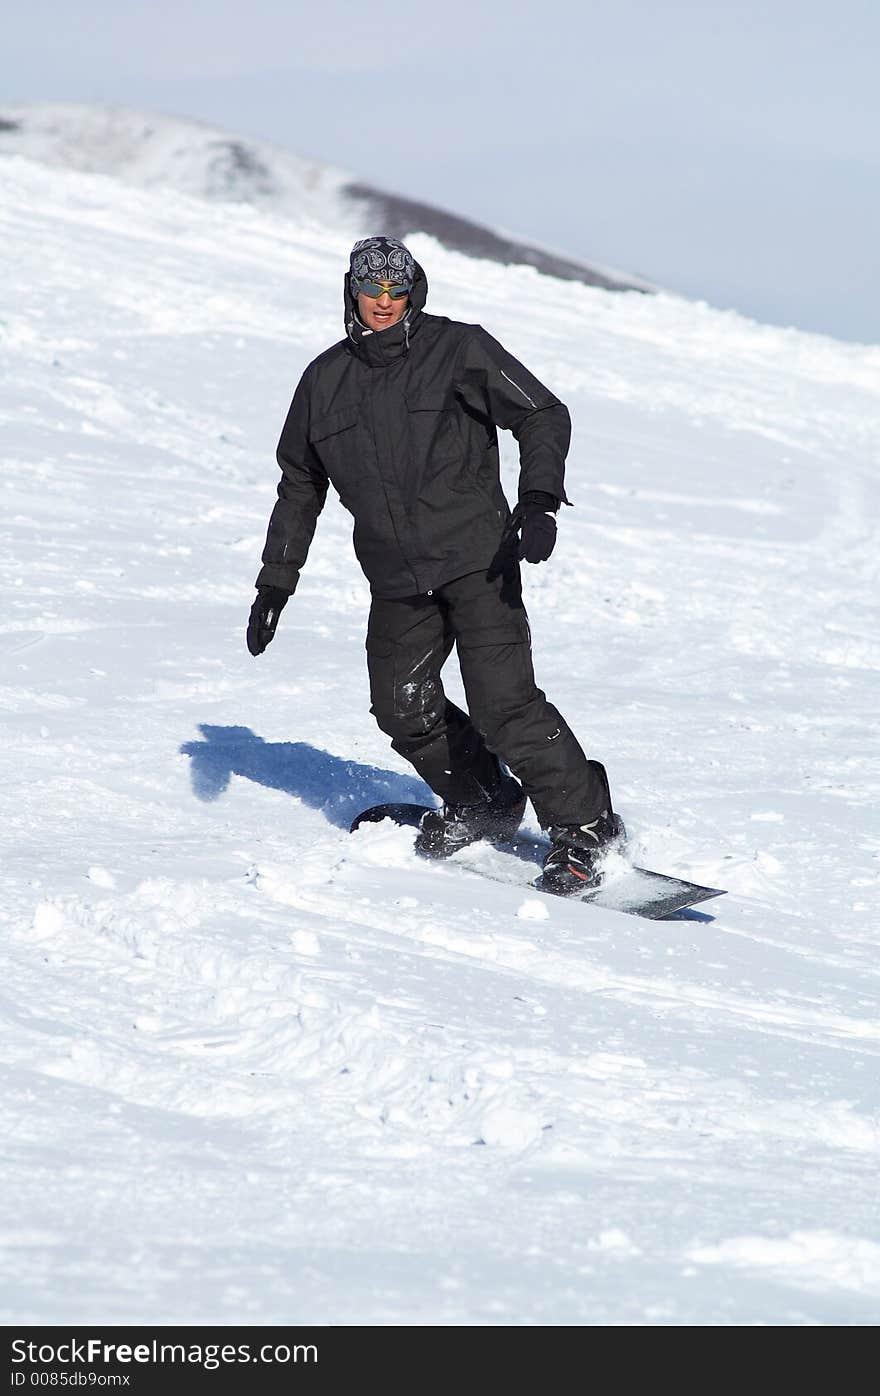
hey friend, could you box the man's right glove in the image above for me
[246,585,290,656]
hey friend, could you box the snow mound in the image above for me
[0,102,650,293]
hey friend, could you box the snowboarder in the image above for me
[247,236,622,894]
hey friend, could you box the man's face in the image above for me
[357,284,409,331]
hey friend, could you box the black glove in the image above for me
[246,586,290,656]
[512,491,558,563]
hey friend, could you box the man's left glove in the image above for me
[247,585,290,656]
[512,491,559,564]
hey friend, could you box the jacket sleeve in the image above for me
[255,368,329,592]
[454,326,571,504]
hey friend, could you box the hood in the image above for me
[344,259,428,365]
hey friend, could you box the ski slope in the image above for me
[2,150,879,1326]
[0,103,648,292]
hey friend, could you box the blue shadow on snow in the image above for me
[179,723,434,830]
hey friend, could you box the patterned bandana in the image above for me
[349,236,415,293]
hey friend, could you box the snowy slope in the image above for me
[2,152,880,1326]
[0,103,649,293]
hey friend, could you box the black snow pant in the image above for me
[366,567,611,829]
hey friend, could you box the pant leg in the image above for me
[366,591,501,805]
[443,567,611,828]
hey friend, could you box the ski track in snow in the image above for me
[2,154,880,1326]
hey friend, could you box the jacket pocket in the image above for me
[405,392,459,465]
[309,406,359,487]
[310,406,358,444]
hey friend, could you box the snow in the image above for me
[0,102,352,224]
[2,146,879,1327]
[0,103,649,293]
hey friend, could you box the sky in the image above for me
[5,0,879,343]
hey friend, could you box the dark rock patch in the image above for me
[344,181,650,294]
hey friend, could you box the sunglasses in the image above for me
[353,278,412,300]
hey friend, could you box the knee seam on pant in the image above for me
[371,703,446,742]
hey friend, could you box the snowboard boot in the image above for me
[540,810,626,896]
[415,772,526,859]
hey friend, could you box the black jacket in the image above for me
[256,261,571,599]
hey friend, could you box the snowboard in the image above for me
[350,803,726,921]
